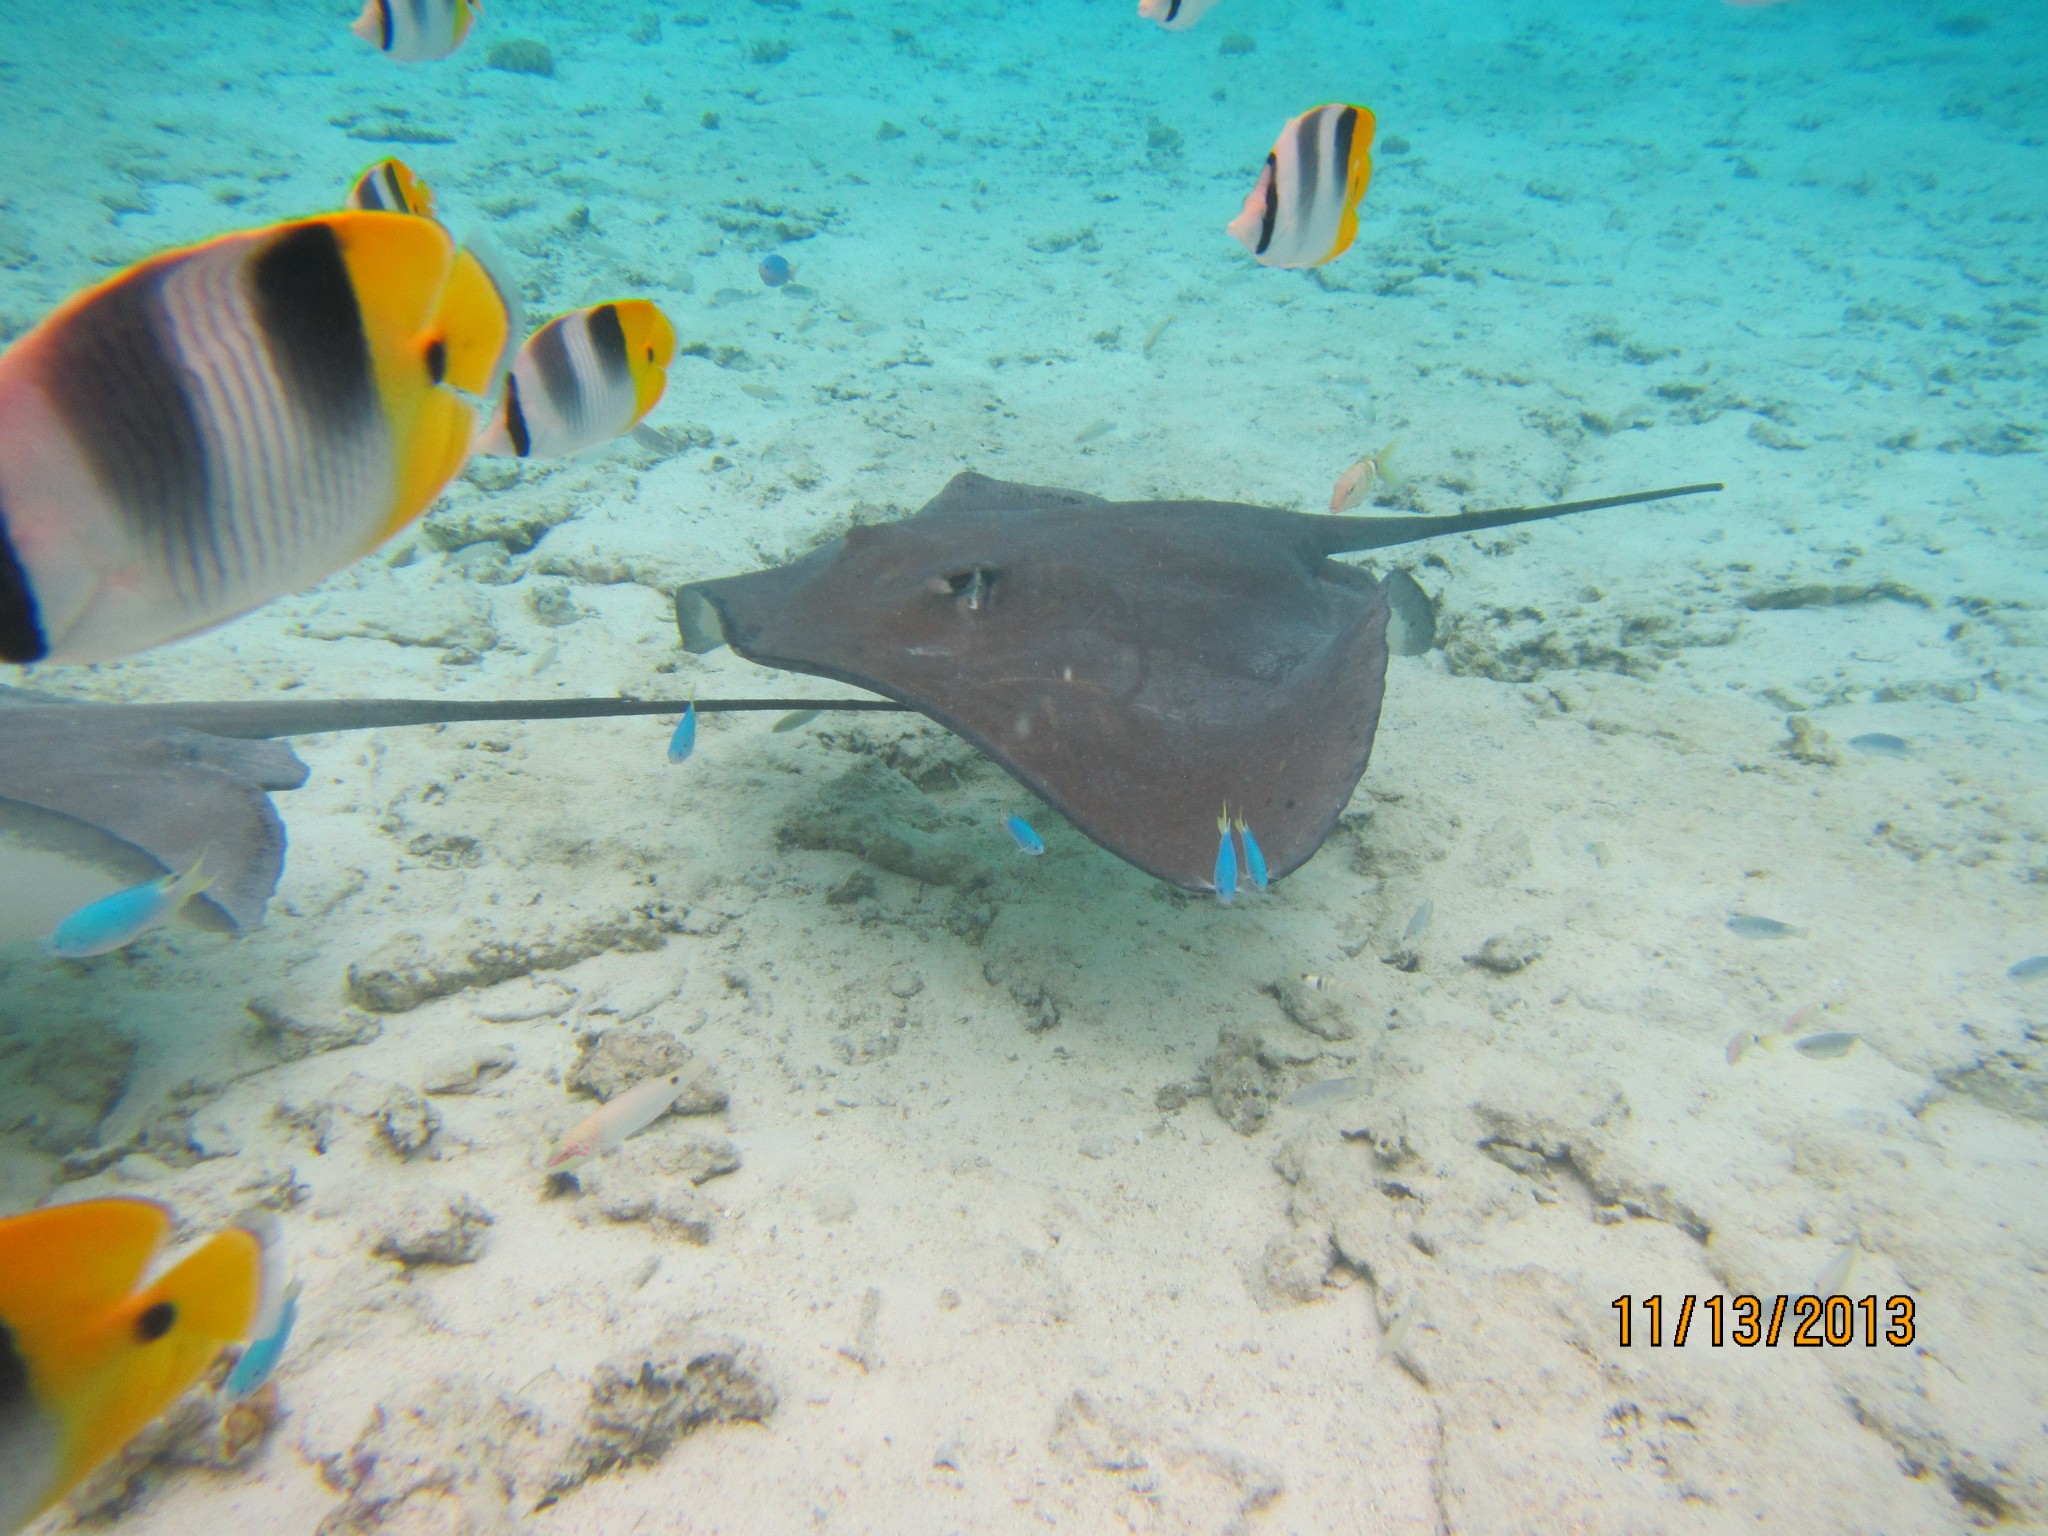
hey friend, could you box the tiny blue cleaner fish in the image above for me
[1213,807,1238,902]
[225,1279,300,1398]
[49,859,211,959]
[1005,815,1046,856]
[666,704,697,765]
[1233,814,1269,889]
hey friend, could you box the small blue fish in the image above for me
[1849,733,1908,758]
[1213,807,1238,902]
[667,703,697,765]
[225,1280,300,1397]
[48,858,211,958]
[1234,815,1268,889]
[758,252,793,287]
[1005,815,1045,856]
[2010,956,2048,982]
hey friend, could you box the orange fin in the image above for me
[1321,105,1376,266]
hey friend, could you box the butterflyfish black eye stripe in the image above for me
[0,497,49,664]
[586,303,632,387]
[502,373,533,457]
[42,264,213,573]
[0,1313,30,1414]
[1256,153,1279,255]
[426,337,447,385]
[251,222,378,434]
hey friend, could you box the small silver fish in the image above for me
[772,709,821,733]
[1727,915,1798,939]
[1286,1075,1362,1109]
[1812,1244,1858,1298]
[1849,733,1908,757]
[1405,900,1433,941]
[1792,1031,1858,1059]
[2008,956,2048,982]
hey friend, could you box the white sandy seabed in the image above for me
[1,0,2044,1530]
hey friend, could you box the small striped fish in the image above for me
[1138,0,1225,29]
[351,0,480,63]
[1228,103,1377,270]
[345,158,437,219]
[476,301,677,459]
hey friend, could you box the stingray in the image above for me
[0,471,1718,937]
[0,687,311,942]
[674,472,1722,893]
[0,689,887,947]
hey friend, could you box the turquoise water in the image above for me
[2,0,2045,1530]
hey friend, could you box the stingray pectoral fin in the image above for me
[675,588,730,654]
[1315,482,1724,556]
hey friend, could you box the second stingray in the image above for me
[677,472,1720,894]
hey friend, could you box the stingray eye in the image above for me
[937,568,997,612]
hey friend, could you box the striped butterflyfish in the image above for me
[0,1199,271,1535]
[351,0,481,63]
[0,211,515,665]
[345,158,437,219]
[1137,0,1224,30]
[1227,103,1376,270]
[475,300,677,459]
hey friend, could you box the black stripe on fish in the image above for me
[530,318,583,421]
[1255,152,1278,255]
[501,373,532,457]
[1165,0,1182,19]
[1294,112,1324,240]
[378,163,405,209]
[376,0,394,51]
[586,303,632,389]
[0,1316,32,1428]
[0,492,48,663]
[250,222,379,443]
[43,262,213,575]
[1330,106,1357,202]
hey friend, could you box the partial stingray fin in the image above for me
[1312,482,1724,557]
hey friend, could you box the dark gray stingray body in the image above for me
[676,472,1722,893]
[0,688,308,933]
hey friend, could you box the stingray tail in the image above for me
[1312,482,1723,557]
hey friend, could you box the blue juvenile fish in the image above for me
[667,703,697,765]
[225,1280,300,1397]
[48,858,211,959]
[1004,815,1046,856]
[1234,815,1269,889]
[2010,955,2048,982]
[758,253,793,287]
[1213,808,1238,902]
